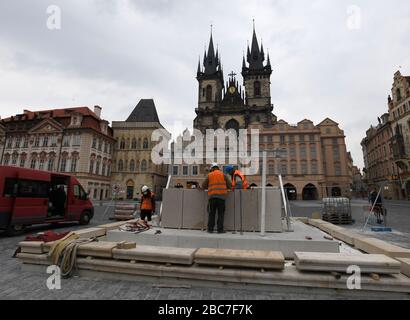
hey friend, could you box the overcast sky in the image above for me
[1,0,409,169]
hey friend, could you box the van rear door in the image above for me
[11,170,51,225]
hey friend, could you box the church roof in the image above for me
[126,99,160,123]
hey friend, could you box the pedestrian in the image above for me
[225,165,249,190]
[369,187,384,224]
[202,163,232,234]
[140,185,155,222]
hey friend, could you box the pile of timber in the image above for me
[114,203,136,221]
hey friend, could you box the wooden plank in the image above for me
[294,252,401,274]
[194,248,285,270]
[74,227,106,238]
[113,246,196,265]
[16,253,51,265]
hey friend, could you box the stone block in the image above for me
[354,237,410,259]
[161,189,183,229]
[294,252,401,274]
[397,258,410,278]
[112,245,196,265]
[16,253,51,265]
[98,221,129,231]
[194,248,285,270]
[77,241,118,258]
[18,241,44,254]
[181,190,208,230]
[74,227,106,238]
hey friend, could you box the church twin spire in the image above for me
[197,27,222,76]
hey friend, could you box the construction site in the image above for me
[9,164,410,300]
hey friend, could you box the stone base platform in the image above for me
[105,221,340,259]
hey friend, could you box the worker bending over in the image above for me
[140,185,155,222]
[202,163,232,234]
[225,165,249,190]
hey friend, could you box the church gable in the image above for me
[317,118,339,127]
[28,118,63,134]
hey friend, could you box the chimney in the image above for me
[94,105,102,118]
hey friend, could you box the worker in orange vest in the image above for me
[225,166,249,190]
[202,163,232,234]
[140,185,155,222]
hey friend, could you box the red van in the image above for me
[0,166,94,235]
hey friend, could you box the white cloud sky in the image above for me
[1,0,410,169]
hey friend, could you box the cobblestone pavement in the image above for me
[1,200,410,300]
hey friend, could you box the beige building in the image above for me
[361,113,402,200]
[0,106,115,201]
[0,123,5,163]
[389,71,410,199]
[111,99,169,200]
[170,28,353,200]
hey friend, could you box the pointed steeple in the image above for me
[247,20,265,70]
[197,56,201,74]
[242,54,246,69]
[266,52,271,69]
[203,26,219,75]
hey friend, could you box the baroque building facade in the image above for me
[170,27,353,200]
[111,99,169,200]
[0,106,115,200]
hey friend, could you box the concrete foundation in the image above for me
[161,189,283,232]
[105,220,339,259]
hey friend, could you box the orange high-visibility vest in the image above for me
[141,192,155,210]
[232,170,249,190]
[207,170,229,196]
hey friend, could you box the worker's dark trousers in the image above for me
[208,198,225,233]
[140,210,153,222]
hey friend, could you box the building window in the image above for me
[299,134,305,142]
[268,163,275,175]
[30,158,37,169]
[300,145,306,159]
[172,166,179,176]
[280,162,288,175]
[39,159,45,171]
[120,139,125,149]
[309,134,315,143]
[22,137,28,148]
[182,166,189,176]
[289,146,296,158]
[326,128,331,134]
[48,158,54,171]
[11,154,18,166]
[89,159,95,173]
[311,161,318,175]
[289,135,295,143]
[335,163,342,176]
[102,163,106,176]
[143,138,149,149]
[310,145,317,159]
[301,162,308,175]
[15,137,21,148]
[20,157,26,168]
[60,157,67,172]
[98,139,102,151]
[34,136,40,147]
[95,160,100,175]
[267,135,273,143]
[206,85,213,102]
[73,134,81,146]
[131,138,137,149]
[71,156,78,173]
[291,162,297,175]
[192,165,199,176]
[254,81,261,96]
[129,160,135,172]
[6,138,13,149]
[333,146,340,160]
[107,164,111,176]
[63,136,70,147]
[396,88,402,101]
[118,160,124,172]
[92,137,97,149]
[141,160,147,172]
[280,135,285,145]
[50,136,57,147]
[43,136,49,147]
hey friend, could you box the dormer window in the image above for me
[396,88,402,101]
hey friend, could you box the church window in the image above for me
[254,81,261,96]
[206,85,213,102]
[141,160,147,172]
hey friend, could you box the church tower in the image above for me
[242,23,272,108]
[196,29,224,110]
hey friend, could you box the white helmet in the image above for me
[211,162,219,169]
[141,185,149,193]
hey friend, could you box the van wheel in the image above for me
[6,224,26,236]
[79,211,91,225]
